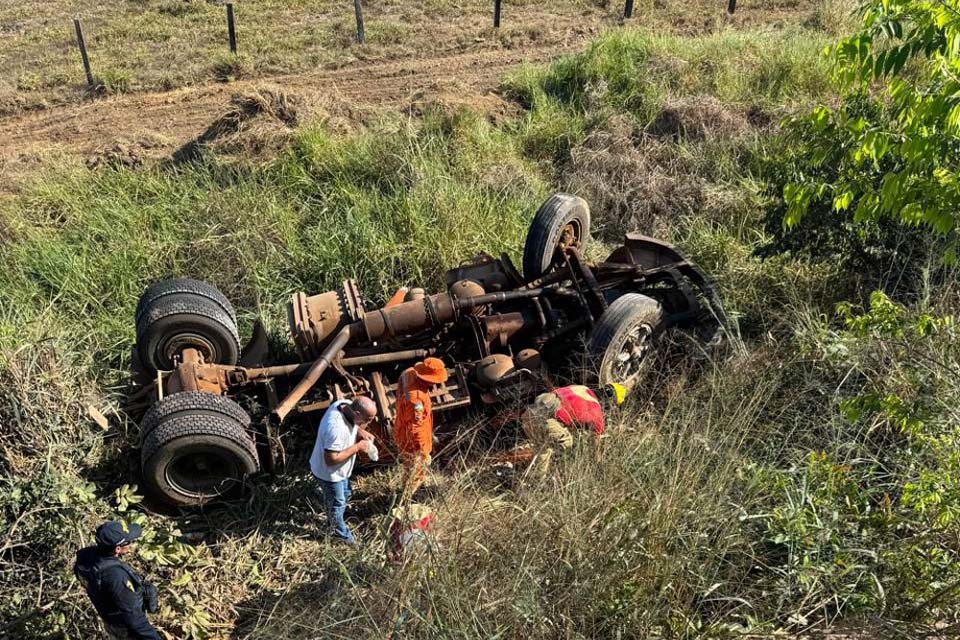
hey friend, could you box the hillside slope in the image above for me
[2,5,959,639]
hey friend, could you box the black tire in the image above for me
[136,287,240,371]
[522,193,591,280]
[135,278,236,327]
[587,293,663,394]
[141,395,257,507]
[140,391,250,439]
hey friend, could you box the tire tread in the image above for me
[141,413,258,471]
[522,193,591,279]
[140,392,250,440]
[135,293,240,369]
[587,293,662,356]
[135,278,236,326]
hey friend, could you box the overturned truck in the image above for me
[130,194,725,506]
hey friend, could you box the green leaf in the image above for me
[833,190,854,211]
[944,243,958,265]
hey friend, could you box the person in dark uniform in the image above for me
[73,521,160,640]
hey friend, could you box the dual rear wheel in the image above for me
[136,277,240,371]
[135,279,257,507]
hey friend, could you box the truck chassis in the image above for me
[128,194,725,506]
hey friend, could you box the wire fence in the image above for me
[69,0,742,90]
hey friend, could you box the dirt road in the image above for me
[0,40,587,167]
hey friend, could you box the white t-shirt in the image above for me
[309,401,358,482]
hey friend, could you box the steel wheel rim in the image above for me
[166,447,240,499]
[607,323,654,390]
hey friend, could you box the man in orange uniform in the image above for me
[521,383,625,476]
[394,357,448,500]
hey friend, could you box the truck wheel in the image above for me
[587,293,663,395]
[135,277,236,327]
[140,391,250,439]
[141,393,258,507]
[522,193,591,280]
[135,278,240,371]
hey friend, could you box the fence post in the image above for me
[73,17,94,86]
[226,3,237,53]
[493,0,501,28]
[624,0,633,19]
[354,0,365,43]
[727,0,736,14]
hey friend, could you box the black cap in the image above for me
[95,521,143,548]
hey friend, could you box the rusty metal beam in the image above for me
[244,348,434,382]
[271,323,359,423]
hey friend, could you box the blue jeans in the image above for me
[317,478,354,543]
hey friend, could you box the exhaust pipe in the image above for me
[272,287,548,423]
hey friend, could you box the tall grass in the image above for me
[238,354,790,638]
[504,27,833,131]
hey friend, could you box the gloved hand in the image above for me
[366,440,379,462]
[143,581,159,614]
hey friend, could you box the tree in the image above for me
[783,0,960,263]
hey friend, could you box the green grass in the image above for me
[503,27,834,146]
[4,15,958,640]
[0,109,546,372]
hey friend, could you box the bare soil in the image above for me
[0,34,588,174]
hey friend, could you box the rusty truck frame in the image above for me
[129,193,725,506]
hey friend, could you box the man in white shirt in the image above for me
[309,396,378,544]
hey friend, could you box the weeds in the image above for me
[98,68,134,95]
[211,53,254,83]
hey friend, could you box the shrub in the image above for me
[778,0,960,269]
[754,289,960,623]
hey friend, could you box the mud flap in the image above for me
[239,320,271,367]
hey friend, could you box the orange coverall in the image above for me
[394,367,433,498]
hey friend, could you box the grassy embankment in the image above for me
[3,10,959,640]
[0,0,816,115]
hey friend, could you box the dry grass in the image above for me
[648,95,751,142]
[807,0,859,35]
[172,84,304,161]
[186,347,779,638]
[563,116,714,238]
[561,99,756,242]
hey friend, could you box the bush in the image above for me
[753,289,960,622]
[777,0,960,269]
[759,94,937,294]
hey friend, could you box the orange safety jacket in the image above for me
[394,368,434,457]
[551,385,605,436]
